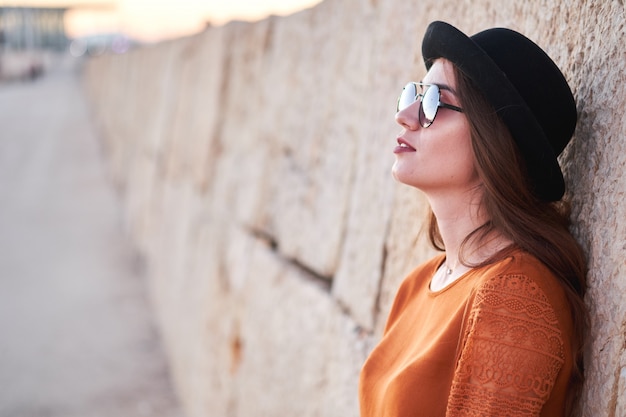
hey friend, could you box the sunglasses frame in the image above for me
[397,82,464,128]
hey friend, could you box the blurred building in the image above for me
[0,4,127,81]
[0,7,68,51]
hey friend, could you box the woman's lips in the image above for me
[394,138,416,153]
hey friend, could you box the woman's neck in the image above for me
[426,188,510,290]
[428,189,486,262]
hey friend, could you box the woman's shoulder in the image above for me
[450,251,574,415]
[471,250,572,327]
[475,250,565,294]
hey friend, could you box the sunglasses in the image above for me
[397,82,464,128]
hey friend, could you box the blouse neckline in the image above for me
[428,256,476,296]
[427,249,522,296]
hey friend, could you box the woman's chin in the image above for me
[391,163,413,185]
[391,163,402,183]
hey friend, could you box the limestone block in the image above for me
[165,206,238,417]
[617,352,626,417]
[179,30,228,191]
[553,3,626,415]
[202,20,277,231]
[233,235,368,417]
[330,133,395,331]
[250,0,381,278]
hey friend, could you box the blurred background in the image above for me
[0,0,322,77]
[62,0,323,41]
[0,1,320,416]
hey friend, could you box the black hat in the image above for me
[422,21,577,202]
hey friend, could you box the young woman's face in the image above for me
[392,59,480,197]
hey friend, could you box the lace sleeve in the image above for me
[446,274,565,416]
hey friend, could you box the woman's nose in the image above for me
[395,102,420,130]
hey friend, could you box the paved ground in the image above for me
[0,59,184,417]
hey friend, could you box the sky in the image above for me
[2,0,323,42]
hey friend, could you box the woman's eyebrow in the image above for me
[419,80,458,95]
[437,83,458,95]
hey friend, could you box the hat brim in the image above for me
[422,21,565,201]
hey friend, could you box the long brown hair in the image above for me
[428,63,588,415]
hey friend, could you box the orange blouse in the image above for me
[359,251,574,417]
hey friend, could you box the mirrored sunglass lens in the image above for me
[421,84,439,124]
[397,83,417,111]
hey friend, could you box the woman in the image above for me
[359,21,587,416]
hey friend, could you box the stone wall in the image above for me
[82,0,626,416]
